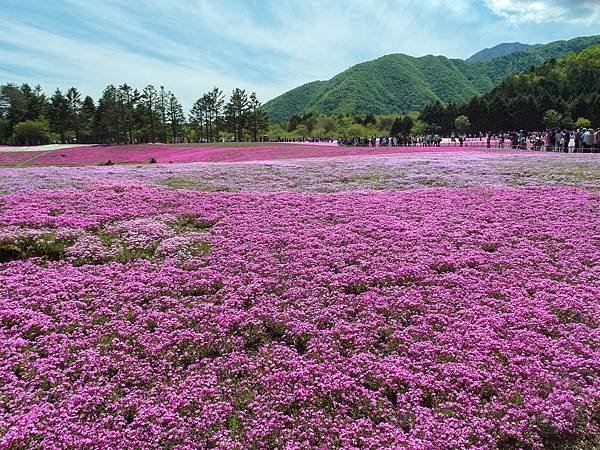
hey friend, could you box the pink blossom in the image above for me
[0,185,598,449]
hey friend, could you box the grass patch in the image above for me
[172,214,218,232]
[161,176,229,191]
[0,233,73,263]
[187,242,211,257]
[338,174,381,184]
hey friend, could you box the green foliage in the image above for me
[11,119,50,145]
[247,92,268,141]
[224,88,249,142]
[292,124,310,138]
[269,113,418,138]
[172,214,218,232]
[454,115,471,132]
[575,117,591,128]
[264,35,599,122]
[376,116,395,133]
[473,35,600,84]
[561,113,575,129]
[544,110,563,128]
[1,81,268,145]
[389,117,402,135]
[422,44,600,132]
[411,120,428,135]
[401,116,414,134]
[161,177,229,192]
[0,233,72,263]
[382,115,414,136]
[0,118,9,144]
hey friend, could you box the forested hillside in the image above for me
[264,35,599,122]
[421,44,600,133]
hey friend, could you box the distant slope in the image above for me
[441,44,600,131]
[466,42,539,63]
[473,35,600,84]
[264,35,600,122]
[261,81,326,127]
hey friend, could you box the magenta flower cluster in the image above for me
[1,184,598,449]
[0,151,46,166]
[0,143,520,167]
[1,151,599,195]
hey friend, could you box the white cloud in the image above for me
[0,0,594,108]
[0,0,482,106]
[482,0,600,25]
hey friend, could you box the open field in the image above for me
[0,146,599,449]
[0,143,522,167]
[1,150,599,194]
[0,144,95,153]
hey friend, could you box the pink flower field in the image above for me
[0,151,47,166]
[0,148,599,449]
[0,143,522,166]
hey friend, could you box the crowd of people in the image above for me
[335,128,600,152]
[268,136,336,143]
[528,128,600,152]
[483,129,600,152]
[337,134,444,147]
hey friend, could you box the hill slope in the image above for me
[477,43,600,129]
[421,44,600,133]
[466,42,539,63]
[265,35,599,122]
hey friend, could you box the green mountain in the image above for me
[264,35,600,122]
[466,42,540,63]
[421,44,600,133]
[478,43,600,129]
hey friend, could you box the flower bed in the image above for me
[0,185,598,449]
[1,151,599,194]
[14,143,522,166]
[0,151,47,166]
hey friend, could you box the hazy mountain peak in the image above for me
[466,42,541,63]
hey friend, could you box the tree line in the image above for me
[268,112,426,140]
[0,83,268,145]
[419,44,600,135]
[269,43,600,140]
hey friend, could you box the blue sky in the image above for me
[0,0,598,108]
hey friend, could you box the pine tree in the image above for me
[389,117,402,135]
[454,115,471,133]
[167,92,185,142]
[96,85,120,143]
[0,83,28,134]
[80,96,95,143]
[20,83,48,121]
[141,85,159,143]
[49,88,70,143]
[118,84,139,144]
[543,109,563,128]
[190,97,205,142]
[225,88,249,141]
[210,87,224,142]
[401,116,414,135]
[66,87,82,142]
[158,86,167,143]
[246,92,268,141]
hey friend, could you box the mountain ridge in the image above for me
[466,42,541,63]
[264,35,600,122]
[421,43,600,132]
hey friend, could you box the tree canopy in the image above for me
[263,35,600,122]
[419,44,600,133]
[0,83,269,145]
